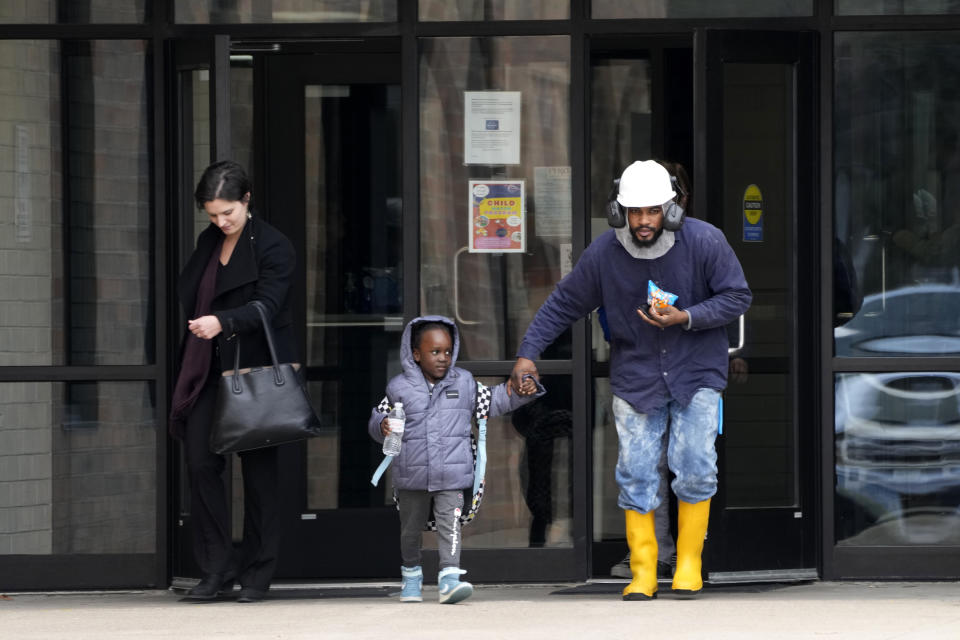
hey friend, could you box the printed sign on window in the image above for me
[464,91,521,165]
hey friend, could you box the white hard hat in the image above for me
[616,160,676,208]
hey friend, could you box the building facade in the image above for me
[1,0,959,590]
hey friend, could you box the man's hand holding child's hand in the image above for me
[509,358,539,396]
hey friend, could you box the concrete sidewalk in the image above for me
[2,580,958,639]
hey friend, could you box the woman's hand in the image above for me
[188,315,223,340]
[380,416,391,437]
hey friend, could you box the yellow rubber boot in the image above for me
[622,510,658,601]
[672,499,710,596]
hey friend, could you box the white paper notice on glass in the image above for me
[464,91,521,165]
[534,166,572,237]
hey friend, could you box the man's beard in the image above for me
[629,224,664,249]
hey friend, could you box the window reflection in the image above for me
[834,32,960,356]
[175,0,396,23]
[0,1,146,23]
[0,382,157,555]
[837,0,960,15]
[419,37,571,360]
[592,378,623,541]
[0,40,153,366]
[303,82,403,511]
[590,56,652,244]
[835,373,960,545]
[419,0,568,20]
[590,56,654,364]
[592,0,811,18]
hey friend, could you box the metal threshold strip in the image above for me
[171,577,400,591]
[707,568,818,584]
[172,569,819,593]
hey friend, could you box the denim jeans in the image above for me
[613,388,721,513]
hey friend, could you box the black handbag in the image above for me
[210,300,321,454]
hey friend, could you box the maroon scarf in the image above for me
[169,236,223,438]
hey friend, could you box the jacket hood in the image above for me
[400,315,461,381]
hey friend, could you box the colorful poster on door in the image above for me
[469,180,525,253]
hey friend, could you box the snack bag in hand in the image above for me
[647,280,678,310]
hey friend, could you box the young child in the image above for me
[368,315,543,604]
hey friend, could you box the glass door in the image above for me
[170,34,236,583]
[588,37,696,577]
[416,35,580,581]
[262,45,404,578]
[701,30,818,579]
[588,31,818,581]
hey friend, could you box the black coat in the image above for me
[177,215,297,372]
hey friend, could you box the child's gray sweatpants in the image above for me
[398,489,464,569]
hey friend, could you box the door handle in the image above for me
[453,246,480,325]
[728,314,745,356]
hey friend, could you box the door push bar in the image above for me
[453,246,480,325]
[728,315,745,356]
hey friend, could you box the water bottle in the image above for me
[382,402,405,456]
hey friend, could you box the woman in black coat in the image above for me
[170,160,296,603]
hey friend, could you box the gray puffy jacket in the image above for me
[368,315,544,492]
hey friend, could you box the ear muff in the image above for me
[606,178,626,228]
[662,175,686,231]
[609,175,687,231]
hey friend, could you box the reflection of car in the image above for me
[834,284,960,356]
[835,372,960,537]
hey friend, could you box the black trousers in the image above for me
[184,383,280,591]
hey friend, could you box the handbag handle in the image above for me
[229,300,285,393]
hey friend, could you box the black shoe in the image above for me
[184,573,236,600]
[236,587,267,603]
[657,561,674,580]
[612,557,674,580]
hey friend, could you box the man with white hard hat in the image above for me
[508,160,751,600]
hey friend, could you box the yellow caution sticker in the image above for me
[742,184,763,242]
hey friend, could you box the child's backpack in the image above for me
[371,381,492,529]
